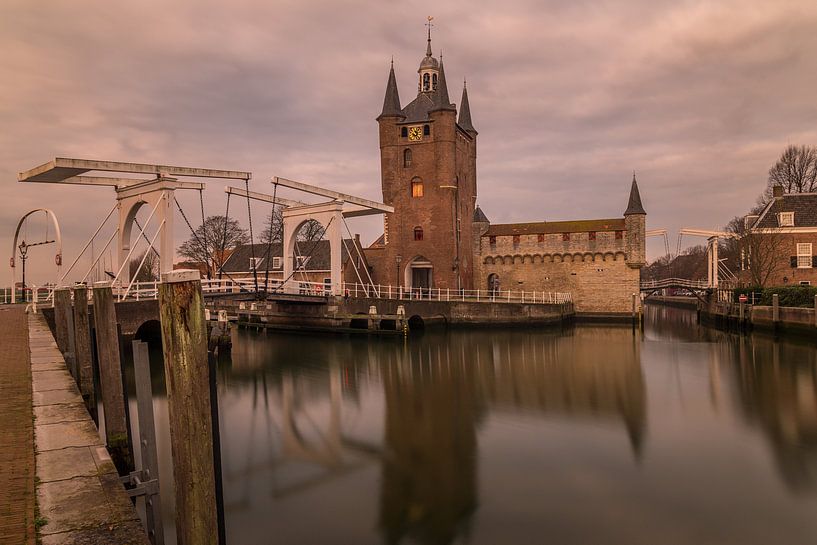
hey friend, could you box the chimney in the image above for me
[772,184,784,198]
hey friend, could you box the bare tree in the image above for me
[740,231,788,287]
[129,249,159,282]
[763,145,817,201]
[261,208,325,244]
[177,215,249,279]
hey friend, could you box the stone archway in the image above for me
[116,178,177,285]
[487,273,500,294]
[282,201,343,295]
[404,255,433,290]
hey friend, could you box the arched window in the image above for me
[403,148,412,168]
[414,226,424,241]
[423,124,430,136]
[411,178,423,198]
[401,127,408,138]
[423,73,430,92]
[432,73,438,90]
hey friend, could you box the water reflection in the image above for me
[126,307,817,545]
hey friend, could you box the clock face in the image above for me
[408,126,423,141]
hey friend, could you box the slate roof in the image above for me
[458,82,477,135]
[473,206,489,223]
[624,176,646,215]
[484,218,625,237]
[378,64,404,120]
[220,239,361,273]
[753,193,817,228]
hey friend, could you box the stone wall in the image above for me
[474,229,641,314]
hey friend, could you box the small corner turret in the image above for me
[624,173,646,268]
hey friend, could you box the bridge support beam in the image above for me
[71,285,96,419]
[282,202,344,296]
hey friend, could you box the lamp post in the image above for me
[396,254,402,297]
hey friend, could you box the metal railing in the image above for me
[640,278,710,290]
[6,279,572,307]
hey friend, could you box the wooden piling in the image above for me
[772,293,780,327]
[53,288,75,377]
[92,282,133,473]
[72,285,96,417]
[157,270,218,545]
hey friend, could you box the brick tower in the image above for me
[376,28,478,291]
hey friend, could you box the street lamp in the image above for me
[396,254,402,296]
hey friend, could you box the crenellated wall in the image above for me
[474,229,641,315]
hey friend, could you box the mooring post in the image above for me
[133,340,165,545]
[92,281,133,473]
[157,270,218,545]
[72,285,96,418]
[772,293,779,325]
[813,295,817,328]
[53,288,75,377]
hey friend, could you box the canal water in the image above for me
[129,304,817,545]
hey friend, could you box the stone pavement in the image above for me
[0,306,36,545]
[28,311,149,544]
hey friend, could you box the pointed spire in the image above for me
[458,79,477,134]
[624,173,646,215]
[426,16,434,57]
[377,62,404,120]
[431,59,455,111]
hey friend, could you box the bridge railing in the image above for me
[640,278,710,290]
[340,282,572,305]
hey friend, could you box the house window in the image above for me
[414,227,424,241]
[800,281,811,286]
[272,257,282,270]
[562,233,570,241]
[404,148,412,167]
[401,127,408,138]
[411,178,424,197]
[779,212,795,227]
[588,231,597,241]
[296,255,311,269]
[423,124,430,136]
[513,235,520,248]
[797,243,812,268]
[249,257,262,270]
[615,230,623,240]
[537,234,544,243]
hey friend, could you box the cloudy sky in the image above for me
[2,0,816,284]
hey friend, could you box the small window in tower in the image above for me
[537,234,545,243]
[615,230,623,240]
[401,127,408,138]
[423,124,430,136]
[414,226,424,241]
[562,233,571,241]
[411,178,423,198]
[513,235,520,248]
[404,148,412,168]
[423,73,430,92]
[489,235,497,247]
[432,73,438,90]
[589,231,597,241]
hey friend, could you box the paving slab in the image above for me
[35,448,98,482]
[34,403,90,425]
[33,387,83,407]
[35,421,101,452]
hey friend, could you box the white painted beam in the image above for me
[225,186,306,208]
[19,157,251,183]
[273,177,393,214]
